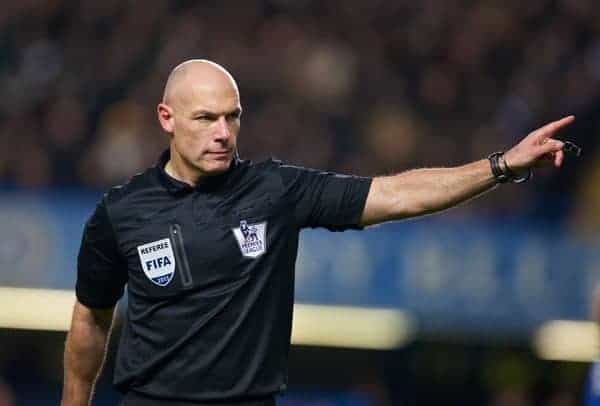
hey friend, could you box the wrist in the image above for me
[487,151,532,184]
[501,154,530,178]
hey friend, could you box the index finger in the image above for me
[534,115,575,141]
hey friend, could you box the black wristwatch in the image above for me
[487,152,532,184]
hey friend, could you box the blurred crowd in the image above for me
[0,0,599,229]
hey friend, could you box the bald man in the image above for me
[62,59,573,406]
[158,60,242,184]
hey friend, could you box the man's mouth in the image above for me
[206,151,231,159]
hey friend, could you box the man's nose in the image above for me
[214,116,231,140]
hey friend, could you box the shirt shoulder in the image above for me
[244,157,305,185]
[242,158,372,230]
[103,168,158,207]
[235,158,287,191]
[100,167,173,227]
[244,157,284,173]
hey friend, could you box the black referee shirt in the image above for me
[76,149,372,402]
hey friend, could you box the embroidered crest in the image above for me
[232,220,267,258]
[137,238,176,286]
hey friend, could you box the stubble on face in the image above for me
[160,60,242,181]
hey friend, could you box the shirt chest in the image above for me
[115,191,286,298]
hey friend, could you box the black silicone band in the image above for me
[487,151,532,184]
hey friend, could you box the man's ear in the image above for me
[157,103,175,133]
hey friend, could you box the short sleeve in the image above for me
[276,163,373,231]
[76,198,127,308]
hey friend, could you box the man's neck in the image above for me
[164,156,203,187]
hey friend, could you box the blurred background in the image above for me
[0,0,599,404]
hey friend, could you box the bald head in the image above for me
[162,59,240,110]
[157,59,242,183]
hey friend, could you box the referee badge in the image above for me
[137,238,176,286]
[232,220,267,258]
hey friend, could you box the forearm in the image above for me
[62,302,114,406]
[361,159,497,225]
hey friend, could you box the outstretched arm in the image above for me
[62,300,115,406]
[360,116,574,226]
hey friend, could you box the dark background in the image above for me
[0,1,599,405]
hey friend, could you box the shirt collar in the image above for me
[155,148,241,195]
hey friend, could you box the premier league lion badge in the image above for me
[232,220,267,258]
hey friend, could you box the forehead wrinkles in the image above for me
[180,83,239,113]
[164,61,240,114]
[172,79,240,116]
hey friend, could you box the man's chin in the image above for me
[202,158,232,176]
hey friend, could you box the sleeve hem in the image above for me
[346,177,373,230]
[76,288,121,309]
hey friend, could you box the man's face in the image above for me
[161,77,242,176]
